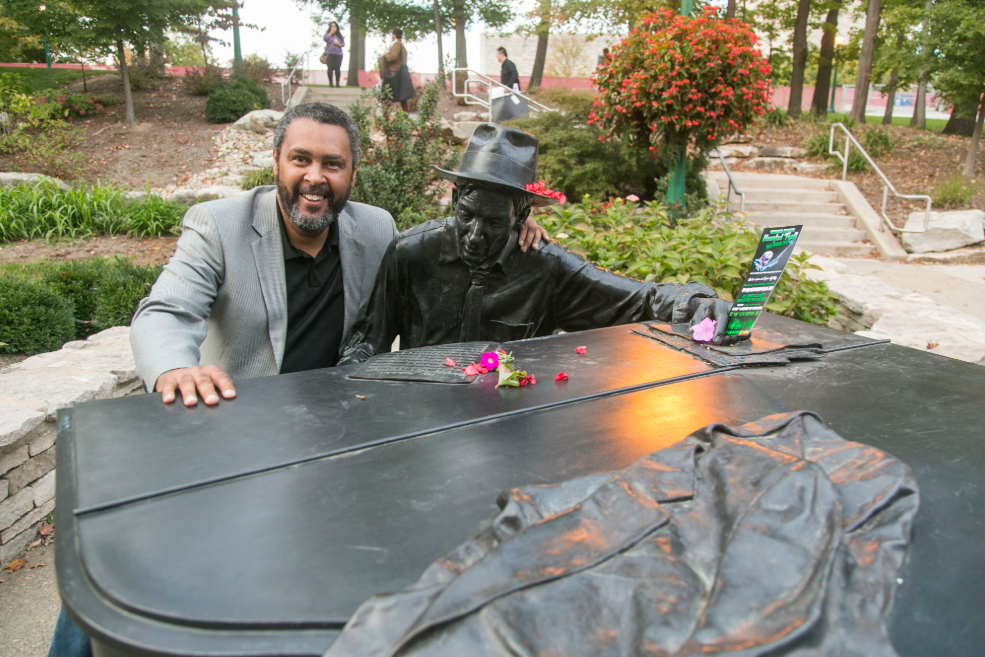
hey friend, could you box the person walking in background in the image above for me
[496,47,520,92]
[379,28,415,112]
[323,22,345,87]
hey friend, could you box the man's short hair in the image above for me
[456,181,531,225]
[393,28,403,39]
[497,47,508,57]
[273,102,361,168]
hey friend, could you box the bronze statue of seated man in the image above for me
[340,124,736,363]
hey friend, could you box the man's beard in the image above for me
[277,178,350,236]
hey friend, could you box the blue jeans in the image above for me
[47,606,92,657]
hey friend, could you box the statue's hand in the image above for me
[518,216,550,252]
[688,297,748,345]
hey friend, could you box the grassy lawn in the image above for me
[826,112,947,133]
[0,66,112,92]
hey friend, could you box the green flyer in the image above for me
[724,225,803,338]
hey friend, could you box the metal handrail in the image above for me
[713,147,745,213]
[449,67,551,114]
[281,52,311,106]
[828,122,931,233]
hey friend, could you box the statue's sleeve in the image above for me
[550,246,717,332]
[338,238,401,365]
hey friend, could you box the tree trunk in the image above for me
[528,24,549,90]
[347,12,364,87]
[963,95,984,178]
[148,41,165,77]
[811,4,841,117]
[787,0,812,117]
[116,39,135,126]
[943,101,979,136]
[849,0,880,123]
[882,69,898,125]
[910,0,932,128]
[80,58,87,93]
[453,0,467,105]
[726,0,736,19]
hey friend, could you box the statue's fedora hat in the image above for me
[433,123,558,207]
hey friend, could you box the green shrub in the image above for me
[41,259,107,338]
[762,106,789,127]
[184,66,224,96]
[93,259,162,329]
[536,197,838,324]
[241,167,275,190]
[0,181,186,242]
[205,76,270,124]
[349,82,459,230]
[841,148,870,173]
[125,65,151,91]
[528,87,597,120]
[861,128,895,157]
[233,54,275,84]
[932,172,976,208]
[0,275,76,354]
[802,131,830,158]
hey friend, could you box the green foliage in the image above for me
[761,106,789,127]
[0,181,186,242]
[41,259,106,338]
[0,119,85,179]
[0,66,100,92]
[802,131,830,158]
[528,87,596,120]
[842,148,870,173]
[932,172,977,209]
[183,66,224,96]
[205,75,270,123]
[91,258,162,329]
[0,275,76,355]
[349,82,459,230]
[241,167,275,190]
[536,197,837,325]
[860,128,896,158]
[232,54,275,84]
[164,31,206,67]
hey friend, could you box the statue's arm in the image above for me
[550,245,724,334]
[338,238,401,365]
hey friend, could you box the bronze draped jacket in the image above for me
[340,218,718,361]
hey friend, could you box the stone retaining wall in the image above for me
[0,327,142,562]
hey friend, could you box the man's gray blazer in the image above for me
[130,186,397,389]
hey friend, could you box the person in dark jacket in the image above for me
[496,47,520,91]
[323,21,345,87]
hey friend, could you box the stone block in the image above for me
[251,155,275,168]
[0,524,39,563]
[759,146,807,158]
[0,172,71,191]
[1,498,54,544]
[166,186,246,206]
[6,446,55,496]
[901,210,985,254]
[28,424,56,457]
[716,144,758,158]
[438,119,469,145]
[89,327,131,342]
[231,109,284,133]
[453,111,481,122]
[0,403,45,449]
[0,487,34,532]
[794,162,830,173]
[0,368,117,420]
[0,479,7,502]
[0,445,29,477]
[13,345,136,381]
[31,470,55,507]
[742,157,796,172]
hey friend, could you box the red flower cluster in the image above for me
[589,7,771,155]
[525,181,566,205]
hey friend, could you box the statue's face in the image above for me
[453,186,518,268]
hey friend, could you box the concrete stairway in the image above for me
[298,85,367,113]
[705,171,875,257]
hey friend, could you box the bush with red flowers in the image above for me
[589,8,771,158]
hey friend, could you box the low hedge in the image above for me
[0,258,162,354]
[206,75,271,124]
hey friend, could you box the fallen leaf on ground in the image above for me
[575,346,587,354]
[3,559,26,574]
[444,358,458,367]
[555,372,569,382]
[355,394,366,400]
[29,563,45,569]
[38,521,54,537]
[28,539,42,548]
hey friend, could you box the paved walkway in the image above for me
[0,542,59,657]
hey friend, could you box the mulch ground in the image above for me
[0,72,286,190]
[748,120,985,228]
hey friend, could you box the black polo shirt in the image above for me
[279,216,345,374]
